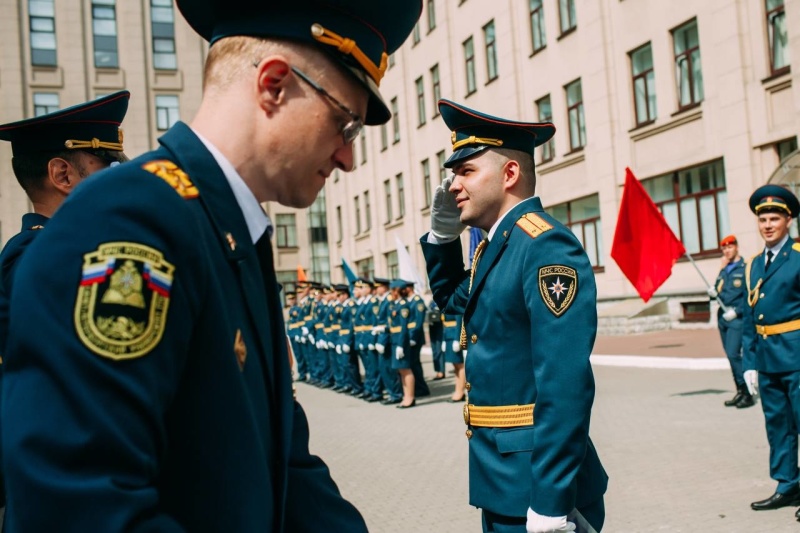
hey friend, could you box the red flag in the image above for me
[611,167,686,302]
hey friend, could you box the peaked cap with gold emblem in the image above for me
[175,0,422,125]
[0,91,129,162]
[749,184,800,218]
[438,99,555,169]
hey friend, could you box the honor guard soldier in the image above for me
[428,299,445,380]
[292,281,313,382]
[285,290,303,380]
[307,282,326,385]
[742,185,800,518]
[0,91,130,509]
[442,313,466,402]
[707,234,753,408]
[404,283,431,398]
[320,286,339,389]
[420,100,608,532]
[355,278,382,401]
[1,1,422,530]
[373,277,402,404]
[336,283,363,396]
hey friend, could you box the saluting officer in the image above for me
[742,185,800,518]
[2,1,421,529]
[707,234,753,408]
[442,312,466,402]
[373,277,402,405]
[420,100,608,532]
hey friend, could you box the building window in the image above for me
[307,190,330,284]
[356,257,375,280]
[91,0,118,68]
[384,179,393,223]
[558,0,577,35]
[275,213,297,248]
[546,195,603,269]
[421,158,432,208]
[464,36,477,95]
[380,123,388,151]
[630,43,657,126]
[672,19,703,109]
[416,77,426,126]
[642,159,728,256]
[151,0,177,70]
[391,97,400,143]
[767,0,790,75]
[437,150,447,183]
[530,0,546,53]
[536,95,554,163]
[33,92,59,116]
[565,79,586,151]
[777,136,798,161]
[155,95,180,130]
[412,21,421,45]
[336,205,343,243]
[396,173,405,218]
[484,20,498,82]
[430,64,441,116]
[427,0,436,32]
[360,130,367,164]
[364,191,372,231]
[385,251,399,279]
[354,196,362,235]
[276,271,298,307]
[29,0,57,66]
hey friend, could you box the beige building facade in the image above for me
[2,1,799,321]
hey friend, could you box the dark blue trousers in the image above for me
[379,351,401,400]
[760,370,800,492]
[718,320,744,386]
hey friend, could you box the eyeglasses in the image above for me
[290,66,364,145]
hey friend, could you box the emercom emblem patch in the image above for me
[538,265,577,317]
[74,242,175,360]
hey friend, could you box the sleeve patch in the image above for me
[142,160,199,199]
[516,213,553,240]
[538,265,577,317]
[74,242,175,360]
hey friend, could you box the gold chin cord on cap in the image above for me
[64,137,123,152]
[451,135,504,151]
[310,23,388,85]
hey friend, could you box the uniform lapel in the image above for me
[158,123,277,393]
[762,239,793,283]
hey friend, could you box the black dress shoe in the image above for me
[381,398,402,405]
[396,400,416,409]
[366,395,382,403]
[736,393,755,409]
[448,395,466,403]
[751,486,800,510]
[724,387,744,407]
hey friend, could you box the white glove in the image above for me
[335,345,342,354]
[375,343,385,354]
[410,340,417,347]
[327,341,334,350]
[707,287,718,298]
[343,344,351,354]
[722,308,737,321]
[368,343,375,351]
[299,336,306,344]
[452,341,460,353]
[308,334,315,344]
[315,340,321,349]
[430,176,466,242]
[301,326,309,336]
[441,341,447,352]
[293,335,300,342]
[744,370,759,396]
[526,508,575,533]
[358,343,364,350]
[395,346,405,360]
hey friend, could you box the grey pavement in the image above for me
[299,334,799,532]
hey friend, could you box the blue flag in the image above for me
[341,258,358,289]
[468,227,484,263]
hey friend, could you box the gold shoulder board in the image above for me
[142,160,199,199]
[516,213,553,240]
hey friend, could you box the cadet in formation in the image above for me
[420,99,608,533]
[1,0,422,530]
[708,234,753,408]
[442,312,466,402]
[742,185,800,522]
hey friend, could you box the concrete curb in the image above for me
[590,354,729,370]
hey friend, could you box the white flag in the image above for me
[394,234,425,293]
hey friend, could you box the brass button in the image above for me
[758,314,764,320]
[760,293,765,299]
[763,334,768,340]
[465,382,471,392]
[471,334,478,344]
[465,429,473,439]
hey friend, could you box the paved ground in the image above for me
[299,330,799,532]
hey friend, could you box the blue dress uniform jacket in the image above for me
[2,123,366,532]
[743,241,800,373]
[715,259,746,328]
[420,197,608,519]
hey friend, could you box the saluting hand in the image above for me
[430,176,466,242]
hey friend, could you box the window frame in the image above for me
[545,194,604,272]
[391,97,400,143]
[33,92,59,116]
[463,36,477,96]
[150,0,177,71]
[672,18,703,110]
[275,213,298,249]
[483,20,498,83]
[564,79,586,151]
[430,64,441,117]
[29,0,57,67]
[437,150,447,184]
[766,0,790,76]
[396,172,405,219]
[630,42,657,127]
[558,0,577,36]
[91,0,119,68]
[354,196,362,235]
[427,0,436,32]
[155,94,180,131]
[530,0,546,54]
[415,76,426,126]
[384,179,393,223]
[364,191,372,231]
[421,158,432,209]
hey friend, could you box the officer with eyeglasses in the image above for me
[1,1,421,531]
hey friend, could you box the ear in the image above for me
[501,159,521,191]
[47,157,75,195]
[255,56,291,114]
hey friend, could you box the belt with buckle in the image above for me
[755,319,800,338]
[463,403,535,428]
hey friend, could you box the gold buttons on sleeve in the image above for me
[471,334,478,344]
[759,314,764,320]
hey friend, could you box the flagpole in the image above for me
[683,252,729,313]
